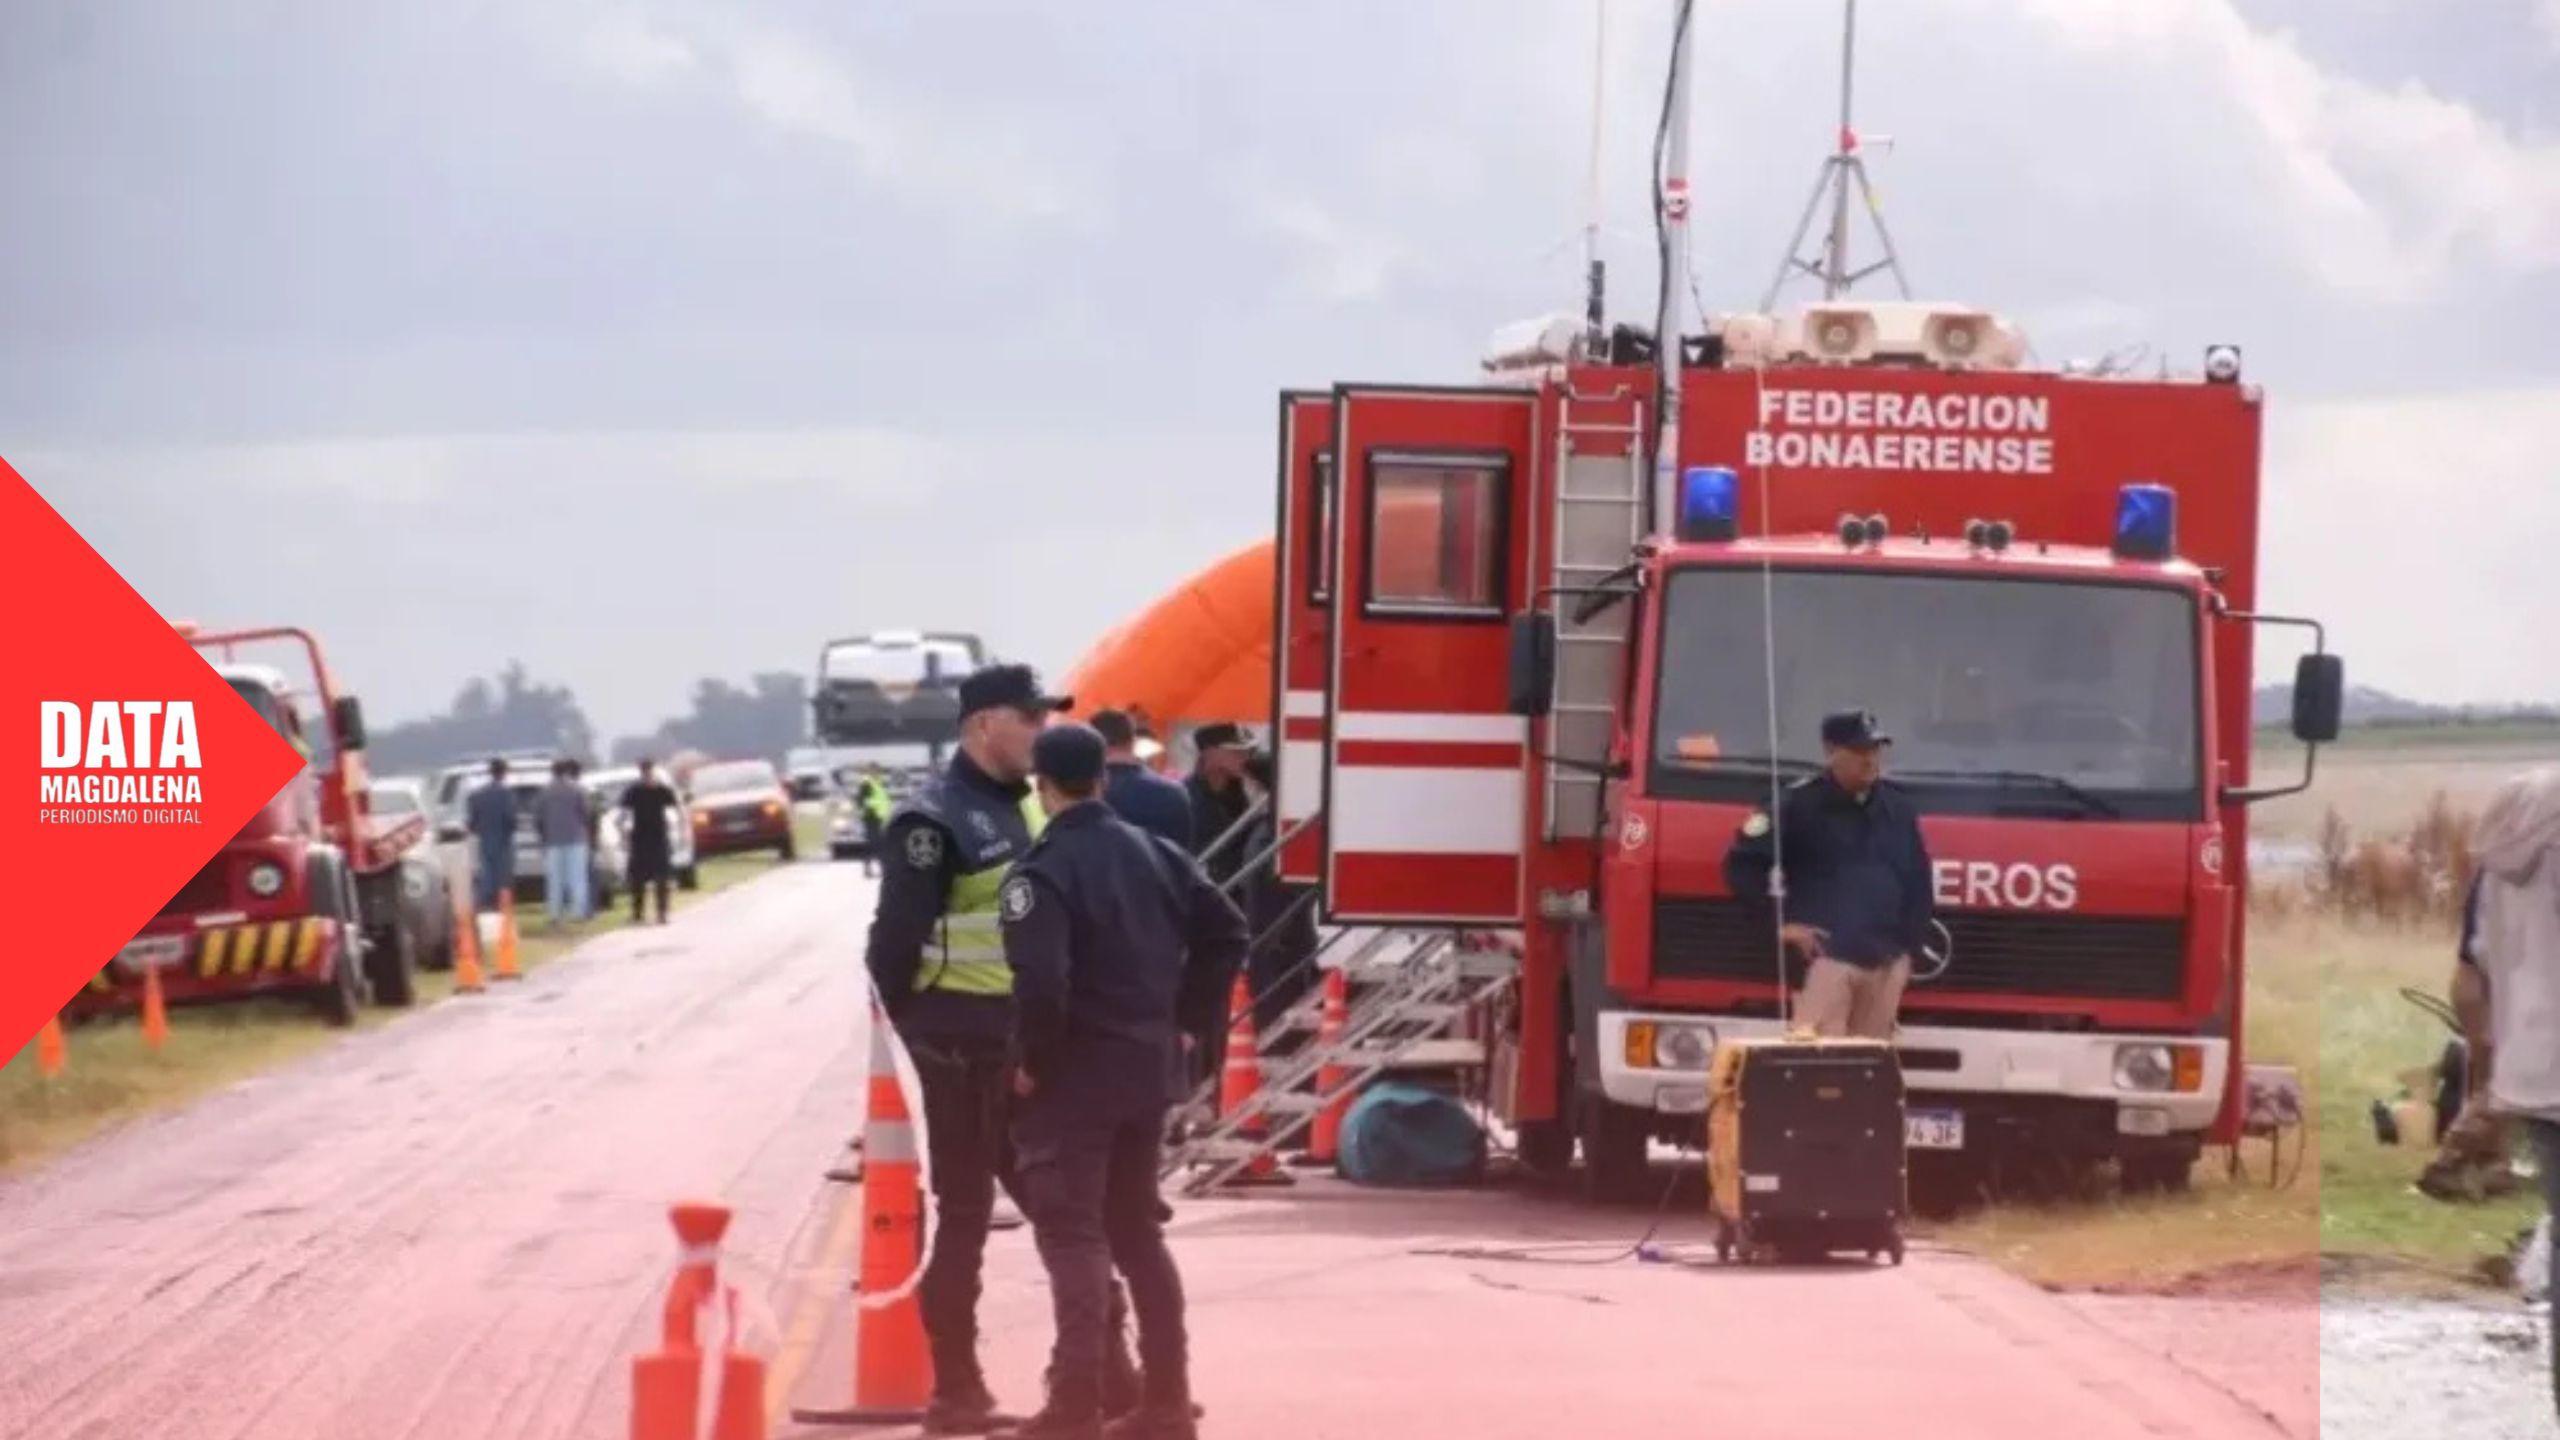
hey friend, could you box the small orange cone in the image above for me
[140,964,170,1052]
[36,1017,66,1079]
[791,1000,934,1426]
[1220,974,1291,1187]
[453,892,486,994]
[493,891,523,981]
[1305,970,1352,1168]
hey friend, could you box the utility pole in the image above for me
[1762,0,1911,309]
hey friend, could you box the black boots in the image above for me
[923,1352,1021,1436]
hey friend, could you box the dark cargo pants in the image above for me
[1015,1095,1189,1417]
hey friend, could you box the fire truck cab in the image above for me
[76,626,426,1027]
[1271,299,2345,1202]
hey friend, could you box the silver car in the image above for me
[585,765,700,891]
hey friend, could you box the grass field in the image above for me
[1935,733,2554,1292]
[0,815,824,1175]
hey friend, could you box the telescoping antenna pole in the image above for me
[1648,0,1697,536]
[1762,0,1911,309]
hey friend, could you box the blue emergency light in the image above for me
[1678,466,1739,542]
[2113,482,2177,561]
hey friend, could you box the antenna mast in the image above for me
[1762,0,1911,308]
[1581,0,1609,351]
[1648,0,1696,536]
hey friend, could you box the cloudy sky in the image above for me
[5,0,2557,738]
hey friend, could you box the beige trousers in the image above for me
[1796,956,1910,1039]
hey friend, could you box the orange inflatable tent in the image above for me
[1062,539,1274,734]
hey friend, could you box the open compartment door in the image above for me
[1273,391,1333,887]
[1321,385,1542,925]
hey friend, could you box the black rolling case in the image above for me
[1707,1037,1907,1265]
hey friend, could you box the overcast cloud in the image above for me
[4,0,2556,737]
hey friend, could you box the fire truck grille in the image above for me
[160,858,228,916]
[1650,899,2188,1003]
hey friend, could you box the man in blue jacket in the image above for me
[1723,709,1935,1039]
[1092,708,1193,850]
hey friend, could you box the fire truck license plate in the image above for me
[1906,1109,1964,1151]
[116,936,184,972]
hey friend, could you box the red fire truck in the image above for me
[72,625,427,1026]
[1269,299,2346,1201]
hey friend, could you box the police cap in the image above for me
[1819,708,1891,750]
[959,663,1073,720]
[1031,722,1109,786]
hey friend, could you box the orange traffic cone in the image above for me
[453,893,487,994]
[140,964,170,1052]
[1220,975,1292,1188]
[36,1016,66,1079]
[630,1200,733,1440]
[493,891,523,981]
[1303,970,1352,1168]
[792,1000,935,1426]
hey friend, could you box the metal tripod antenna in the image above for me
[1761,0,1912,309]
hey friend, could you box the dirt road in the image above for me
[0,865,2310,1439]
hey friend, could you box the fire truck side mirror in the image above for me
[2290,653,2343,745]
[1507,613,1557,716]
[332,695,369,752]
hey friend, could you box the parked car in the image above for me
[428,753,614,907]
[687,758,796,861]
[584,765,700,892]
[365,777,459,970]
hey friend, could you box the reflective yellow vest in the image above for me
[919,786,1048,999]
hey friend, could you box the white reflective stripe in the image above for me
[1283,690,1326,719]
[1279,739,1323,821]
[1336,712,1528,743]
[869,1036,899,1077]
[866,1122,919,1164]
[677,1243,721,1265]
[1329,766,1524,855]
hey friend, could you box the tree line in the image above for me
[360,662,809,778]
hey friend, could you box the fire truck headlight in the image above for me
[1677,466,1739,543]
[247,862,286,899]
[1627,1020,1716,1071]
[2111,483,2177,561]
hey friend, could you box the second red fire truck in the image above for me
[1268,298,2344,1201]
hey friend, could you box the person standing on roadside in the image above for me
[618,757,681,926]
[2456,767,2560,1355]
[1722,709,1935,1040]
[862,664,1147,1432]
[1000,722,1241,1438]
[1092,708,1192,851]
[1181,724,1256,892]
[538,758,593,928]
[466,756,517,914]
[855,766,893,878]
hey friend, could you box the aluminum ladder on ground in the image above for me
[1545,384,1648,847]
[1161,929,1520,1196]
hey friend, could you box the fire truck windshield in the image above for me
[1648,567,2203,821]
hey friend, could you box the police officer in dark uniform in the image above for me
[999,723,1245,1440]
[863,664,1147,1433]
[1722,708,1935,1040]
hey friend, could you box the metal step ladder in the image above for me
[1161,929,1520,1196]
[1544,384,1648,845]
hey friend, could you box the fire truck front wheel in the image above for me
[1577,1092,1655,1205]
[1514,1120,1575,1178]
[365,915,419,1009]
[310,856,369,1027]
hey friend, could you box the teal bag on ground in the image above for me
[1336,1081,1486,1187]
